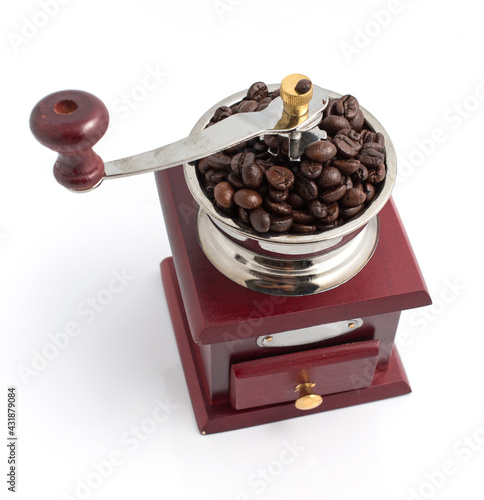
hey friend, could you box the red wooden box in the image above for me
[156,166,431,434]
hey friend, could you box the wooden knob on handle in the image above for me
[30,90,109,191]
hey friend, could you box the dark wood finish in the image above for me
[230,340,379,410]
[161,257,411,434]
[30,90,109,191]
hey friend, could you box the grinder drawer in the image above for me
[230,340,380,410]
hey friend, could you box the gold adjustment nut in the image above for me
[280,73,313,117]
[294,382,323,411]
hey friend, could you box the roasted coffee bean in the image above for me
[318,166,342,188]
[237,206,250,224]
[300,160,323,179]
[197,157,211,174]
[255,158,275,171]
[351,164,369,182]
[266,166,294,190]
[321,115,350,136]
[270,215,294,233]
[242,163,263,189]
[292,223,316,234]
[268,186,289,202]
[237,100,259,113]
[228,172,245,190]
[367,164,386,184]
[363,182,376,202]
[204,183,216,199]
[234,188,263,209]
[213,106,232,122]
[333,158,361,175]
[305,140,337,163]
[272,88,281,98]
[349,109,365,132]
[340,187,366,208]
[320,183,347,204]
[315,220,339,230]
[307,200,328,219]
[295,78,312,94]
[205,170,227,184]
[359,148,385,168]
[320,202,339,223]
[291,210,314,224]
[287,192,305,209]
[264,199,292,216]
[295,176,318,200]
[323,98,338,118]
[249,207,271,233]
[231,152,256,174]
[214,181,235,209]
[333,133,361,158]
[257,97,272,111]
[247,82,269,102]
[340,203,365,220]
[264,135,280,149]
[362,141,385,153]
[335,95,359,120]
[207,152,232,170]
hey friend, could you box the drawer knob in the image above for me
[294,383,323,411]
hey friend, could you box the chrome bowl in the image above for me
[184,85,396,296]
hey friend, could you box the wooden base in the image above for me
[161,257,411,435]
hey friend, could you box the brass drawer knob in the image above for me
[295,382,323,411]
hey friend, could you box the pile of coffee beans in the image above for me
[196,81,386,234]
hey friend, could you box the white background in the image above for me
[2,1,484,499]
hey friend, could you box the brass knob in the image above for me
[294,382,323,411]
[280,74,313,117]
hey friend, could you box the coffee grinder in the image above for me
[30,74,431,434]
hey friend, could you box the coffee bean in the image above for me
[247,82,269,102]
[268,186,289,202]
[307,200,328,219]
[363,182,376,202]
[295,176,318,200]
[287,192,305,209]
[237,100,259,113]
[340,187,366,208]
[270,215,294,233]
[320,184,347,204]
[359,148,385,168]
[300,160,323,179]
[205,170,227,184]
[228,172,244,190]
[257,97,272,111]
[234,188,263,209]
[266,166,294,190]
[237,206,250,224]
[351,164,369,183]
[207,152,232,170]
[249,207,271,233]
[318,166,342,188]
[295,78,312,94]
[197,157,211,174]
[340,203,365,220]
[272,88,281,98]
[292,210,315,224]
[242,163,263,189]
[305,140,337,163]
[333,133,361,159]
[264,199,292,216]
[213,106,232,122]
[321,115,350,136]
[320,202,339,223]
[335,95,359,120]
[204,183,216,199]
[292,223,316,234]
[333,159,361,175]
[367,164,386,184]
[214,181,235,209]
[349,109,364,132]
[231,152,256,174]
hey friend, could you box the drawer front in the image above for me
[230,340,379,410]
